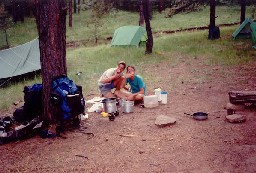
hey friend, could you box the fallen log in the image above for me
[229,91,256,104]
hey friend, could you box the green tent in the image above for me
[250,22,256,48]
[111,26,147,46]
[0,38,40,80]
[232,18,253,39]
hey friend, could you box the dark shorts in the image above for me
[98,82,115,95]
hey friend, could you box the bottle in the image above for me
[161,91,168,104]
[154,88,162,101]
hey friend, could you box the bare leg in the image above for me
[103,91,116,98]
[114,77,126,90]
[134,94,144,101]
[114,90,129,99]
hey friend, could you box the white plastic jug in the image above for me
[161,91,168,104]
[154,88,162,101]
[144,95,158,108]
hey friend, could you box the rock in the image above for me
[13,100,21,105]
[226,114,246,123]
[226,102,245,111]
[155,115,176,127]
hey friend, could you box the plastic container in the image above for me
[161,91,168,104]
[154,88,162,101]
[144,95,159,108]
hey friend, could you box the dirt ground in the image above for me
[1,53,256,173]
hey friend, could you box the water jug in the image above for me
[154,88,162,101]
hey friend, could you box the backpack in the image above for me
[13,83,42,123]
[23,83,42,115]
[51,75,85,120]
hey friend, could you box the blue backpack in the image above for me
[52,75,85,120]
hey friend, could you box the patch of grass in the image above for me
[1,5,256,112]
[0,5,253,48]
[154,26,256,66]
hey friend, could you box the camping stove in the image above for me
[101,98,119,121]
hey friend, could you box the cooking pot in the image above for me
[184,112,208,120]
[122,100,134,113]
[101,98,117,113]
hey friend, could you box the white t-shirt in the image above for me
[98,68,117,84]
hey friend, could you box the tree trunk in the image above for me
[158,0,163,13]
[34,0,67,125]
[78,0,80,14]
[209,0,215,28]
[139,0,144,26]
[143,0,153,54]
[208,0,220,40]
[12,0,17,23]
[73,0,76,14]
[69,0,72,27]
[240,0,246,24]
[4,29,9,47]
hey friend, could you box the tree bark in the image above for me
[78,0,80,14]
[240,0,246,24]
[209,0,215,28]
[34,0,67,125]
[158,0,163,13]
[73,0,76,14]
[143,0,153,54]
[4,29,9,47]
[208,0,220,40]
[139,0,144,26]
[69,0,72,27]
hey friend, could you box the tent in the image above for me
[0,38,40,80]
[232,18,253,39]
[250,22,256,48]
[111,26,147,46]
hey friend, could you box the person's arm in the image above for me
[122,73,133,90]
[133,88,144,96]
[100,73,120,84]
[100,69,121,84]
[127,88,144,100]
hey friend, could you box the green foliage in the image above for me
[86,0,114,43]
[0,4,13,48]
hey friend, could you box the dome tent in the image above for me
[111,26,147,47]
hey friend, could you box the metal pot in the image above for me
[122,100,134,113]
[101,98,117,113]
[184,112,208,120]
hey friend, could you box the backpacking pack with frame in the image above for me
[50,75,85,134]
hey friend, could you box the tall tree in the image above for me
[158,0,163,13]
[89,0,112,43]
[69,0,72,27]
[78,0,81,14]
[12,0,25,23]
[208,0,220,40]
[73,0,76,13]
[139,0,144,26]
[34,0,67,125]
[240,0,246,24]
[209,0,215,27]
[142,0,153,54]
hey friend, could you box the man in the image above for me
[98,61,126,98]
[116,65,146,102]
